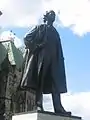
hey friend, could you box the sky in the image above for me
[0,0,90,120]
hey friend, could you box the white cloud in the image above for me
[0,31,23,48]
[43,92,90,120]
[0,0,90,35]
[0,0,43,27]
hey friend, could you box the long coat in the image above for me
[20,24,67,94]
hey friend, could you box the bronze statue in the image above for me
[20,10,71,116]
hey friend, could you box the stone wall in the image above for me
[0,57,36,120]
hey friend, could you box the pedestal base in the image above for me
[12,111,82,120]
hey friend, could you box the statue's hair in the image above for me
[43,10,56,23]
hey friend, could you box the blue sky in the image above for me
[59,27,90,93]
[4,26,90,93]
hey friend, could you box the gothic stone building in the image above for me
[0,41,35,120]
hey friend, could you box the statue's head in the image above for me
[43,10,56,25]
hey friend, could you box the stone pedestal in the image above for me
[12,110,82,120]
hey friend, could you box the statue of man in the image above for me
[20,10,71,115]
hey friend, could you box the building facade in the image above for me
[0,40,36,120]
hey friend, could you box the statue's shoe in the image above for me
[37,106,44,111]
[55,110,71,116]
[37,102,44,112]
[54,105,71,116]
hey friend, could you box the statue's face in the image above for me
[43,10,55,23]
[48,11,55,18]
[46,11,55,23]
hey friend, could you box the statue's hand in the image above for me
[32,42,46,54]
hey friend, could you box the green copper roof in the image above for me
[0,43,7,70]
[0,41,24,70]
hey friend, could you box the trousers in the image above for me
[36,83,62,112]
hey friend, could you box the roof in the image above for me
[0,41,24,70]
